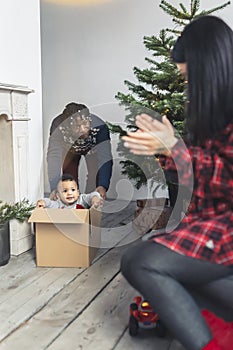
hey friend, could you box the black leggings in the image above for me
[121,241,233,350]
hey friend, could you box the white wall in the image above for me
[40,0,233,199]
[0,0,43,202]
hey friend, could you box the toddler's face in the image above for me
[57,180,79,206]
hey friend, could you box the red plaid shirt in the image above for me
[155,123,233,266]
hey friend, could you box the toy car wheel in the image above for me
[156,320,166,338]
[129,315,139,336]
[130,303,138,311]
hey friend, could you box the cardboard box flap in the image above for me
[28,208,89,224]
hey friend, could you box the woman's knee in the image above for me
[121,241,185,281]
[120,243,142,278]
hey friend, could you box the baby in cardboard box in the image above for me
[36,174,102,209]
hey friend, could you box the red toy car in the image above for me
[129,296,166,337]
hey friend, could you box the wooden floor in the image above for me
[0,200,184,350]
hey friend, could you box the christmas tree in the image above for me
[109,0,230,193]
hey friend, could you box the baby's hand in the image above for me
[91,196,102,208]
[36,200,46,208]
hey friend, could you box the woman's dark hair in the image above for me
[172,16,233,145]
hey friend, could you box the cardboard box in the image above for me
[28,207,101,267]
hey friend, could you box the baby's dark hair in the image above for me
[57,174,78,188]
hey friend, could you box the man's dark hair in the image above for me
[63,103,90,119]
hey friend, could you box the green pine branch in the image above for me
[198,2,230,16]
[191,0,199,16]
[0,199,35,224]
[144,30,174,57]
[161,0,230,31]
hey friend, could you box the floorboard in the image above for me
[0,200,177,350]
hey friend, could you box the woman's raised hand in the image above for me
[122,114,177,156]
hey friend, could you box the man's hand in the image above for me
[96,186,107,200]
[91,195,102,208]
[49,190,58,200]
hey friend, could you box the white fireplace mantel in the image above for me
[0,83,34,255]
[0,83,34,121]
